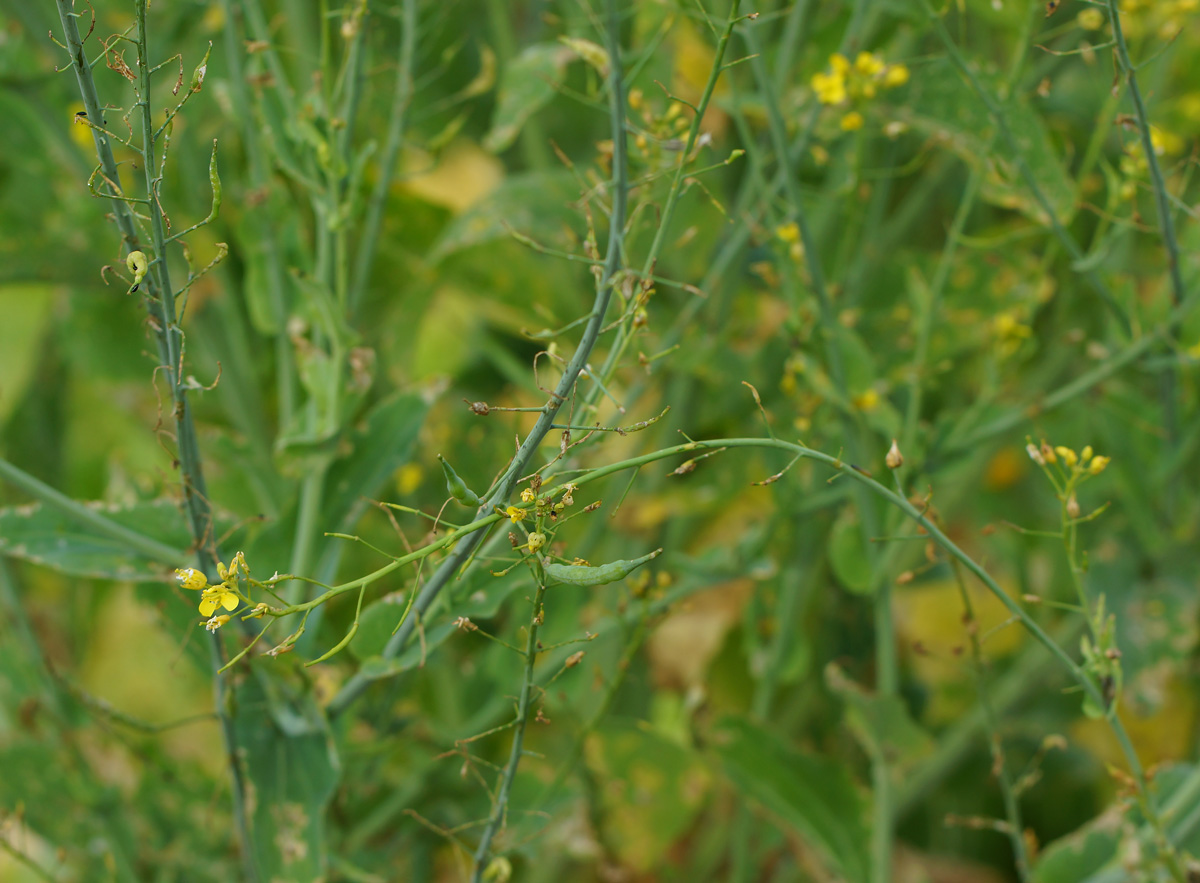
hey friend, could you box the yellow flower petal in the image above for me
[175,568,208,590]
[221,591,239,612]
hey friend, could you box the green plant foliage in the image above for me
[3,0,1199,880]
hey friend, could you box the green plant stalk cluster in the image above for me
[53,2,253,877]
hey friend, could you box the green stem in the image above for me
[55,4,253,877]
[348,0,417,316]
[327,0,631,719]
[949,560,1032,880]
[468,578,549,880]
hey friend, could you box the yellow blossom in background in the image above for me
[396,462,423,495]
[852,389,880,412]
[1078,8,1105,28]
[812,70,847,105]
[855,52,885,77]
[882,64,909,88]
[810,50,909,135]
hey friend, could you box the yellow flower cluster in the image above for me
[175,551,252,626]
[1026,440,1110,476]
[811,52,909,132]
[1118,129,1181,201]
[774,222,804,263]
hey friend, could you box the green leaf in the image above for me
[233,673,340,883]
[429,170,581,263]
[349,592,415,661]
[586,721,711,872]
[356,623,457,680]
[322,391,431,534]
[0,499,196,581]
[483,43,573,153]
[900,62,1075,226]
[828,507,872,594]
[712,716,871,883]
[0,283,56,426]
[825,662,934,777]
[411,286,482,380]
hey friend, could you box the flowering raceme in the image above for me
[811,51,908,132]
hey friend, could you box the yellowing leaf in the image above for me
[402,141,503,213]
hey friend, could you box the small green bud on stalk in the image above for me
[438,454,482,507]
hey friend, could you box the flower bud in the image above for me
[886,439,904,470]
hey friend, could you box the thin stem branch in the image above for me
[468,579,549,880]
[348,0,417,316]
[328,0,630,718]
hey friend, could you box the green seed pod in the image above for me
[542,548,662,587]
[438,454,482,507]
[126,250,149,288]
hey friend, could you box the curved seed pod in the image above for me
[126,250,149,289]
[543,548,662,587]
[438,454,482,507]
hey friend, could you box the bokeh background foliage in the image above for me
[1,0,1199,881]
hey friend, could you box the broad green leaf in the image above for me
[1033,764,1200,883]
[825,662,934,777]
[356,622,457,680]
[233,673,340,883]
[0,283,56,426]
[900,61,1075,226]
[428,170,580,263]
[350,572,527,662]
[349,592,416,661]
[828,507,872,594]
[483,43,573,153]
[713,716,871,883]
[412,286,482,380]
[0,499,196,581]
[322,391,431,533]
[585,721,711,872]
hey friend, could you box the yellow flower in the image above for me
[1089,455,1111,475]
[840,111,865,131]
[855,52,885,77]
[1077,8,1105,28]
[775,222,800,243]
[175,567,208,590]
[812,71,847,105]
[1054,446,1079,468]
[505,505,525,524]
[829,53,850,76]
[852,389,880,412]
[199,585,240,617]
[520,487,536,503]
[204,614,231,632]
[883,64,910,88]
